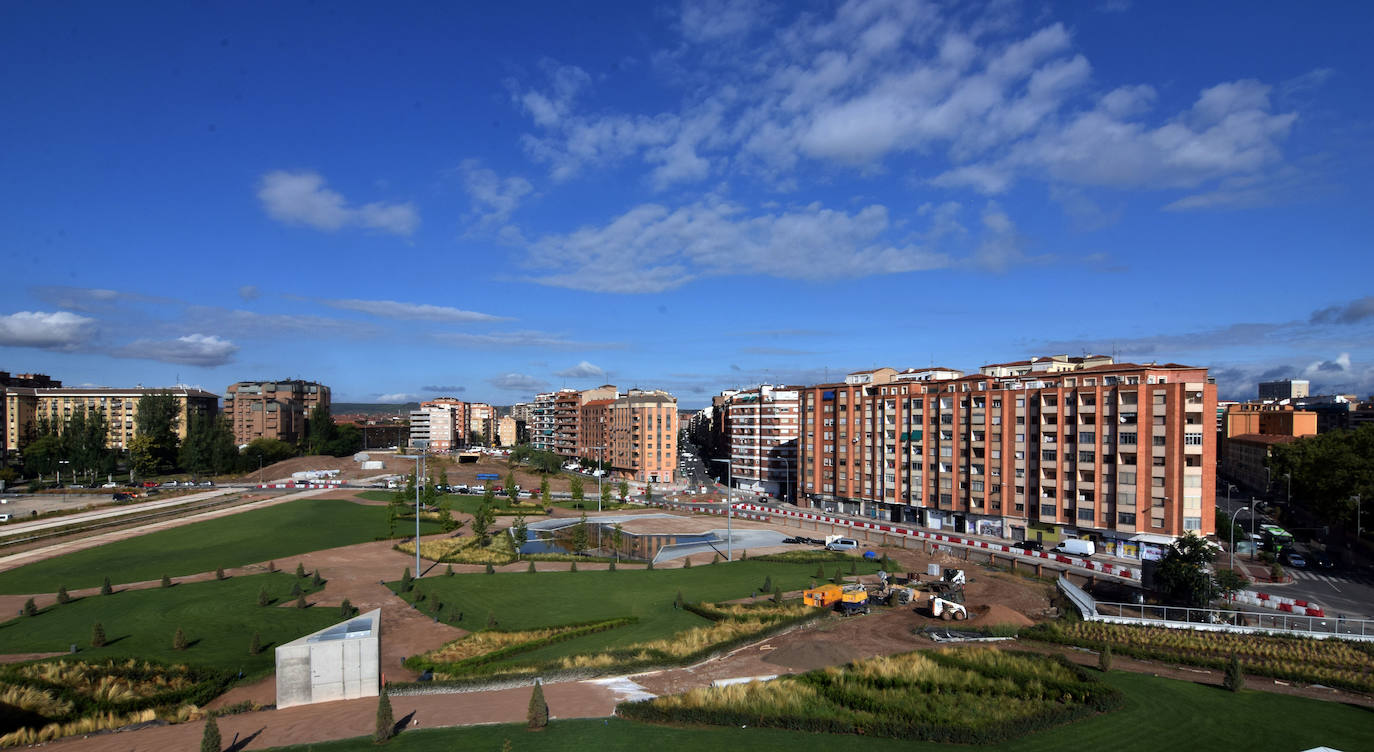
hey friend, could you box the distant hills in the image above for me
[333,402,418,415]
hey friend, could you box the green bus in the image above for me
[1259,524,1294,552]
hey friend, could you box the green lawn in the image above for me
[0,498,441,593]
[358,491,543,515]
[401,559,878,665]
[269,670,1374,751]
[0,572,340,674]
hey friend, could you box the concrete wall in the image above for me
[275,609,380,709]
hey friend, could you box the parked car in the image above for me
[101,482,117,488]
[112,492,133,501]
[1016,540,1044,553]
[825,537,859,552]
[199,481,215,487]
[1282,550,1307,568]
[142,481,159,488]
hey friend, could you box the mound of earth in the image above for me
[761,638,865,672]
[973,603,1034,627]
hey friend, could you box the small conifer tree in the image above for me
[290,581,303,597]
[527,561,536,573]
[100,576,112,595]
[258,587,270,607]
[762,575,773,593]
[249,631,262,655]
[340,598,353,618]
[1224,654,1245,692]
[295,595,307,609]
[374,689,395,743]
[312,570,323,587]
[773,585,783,604]
[57,585,71,604]
[295,562,306,578]
[570,561,578,572]
[91,621,106,647]
[161,574,172,588]
[682,557,692,569]
[201,714,221,752]
[609,560,616,571]
[832,567,843,584]
[174,627,188,650]
[446,564,454,576]
[215,567,226,581]
[527,680,548,729]
[486,563,495,574]
[267,560,276,572]
[849,560,857,575]
[22,598,37,617]
[1099,646,1113,672]
[815,565,825,580]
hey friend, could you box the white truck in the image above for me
[1052,539,1096,557]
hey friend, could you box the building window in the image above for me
[1077,508,1094,521]
[1184,516,1201,530]
[1152,436,1166,446]
[1120,432,1137,445]
[1039,504,1056,517]
[1184,433,1203,445]
[1117,512,1136,525]
[1078,431,1095,444]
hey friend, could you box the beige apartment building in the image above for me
[408,398,469,452]
[724,385,801,501]
[796,357,1216,559]
[608,389,678,483]
[223,380,329,446]
[4,384,219,452]
[530,391,556,451]
[550,385,618,458]
[469,402,495,445]
[496,415,518,447]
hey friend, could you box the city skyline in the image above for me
[3,1,1372,408]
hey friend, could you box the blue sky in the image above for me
[3,0,1372,408]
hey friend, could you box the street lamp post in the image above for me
[57,459,69,487]
[1229,506,1248,573]
[711,458,733,561]
[596,446,604,512]
[1284,472,1291,506]
[1354,494,1363,539]
[399,441,429,578]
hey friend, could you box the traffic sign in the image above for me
[476,473,499,480]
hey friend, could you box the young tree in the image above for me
[570,513,590,555]
[527,680,548,729]
[258,587,270,607]
[134,392,182,475]
[772,585,783,604]
[600,482,612,508]
[340,598,354,618]
[374,689,396,743]
[437,504,457,532]
[100,576,112,595]
[618,480,629,500]
[1224,654,1245,692]
[610,522,624,562]
[1212,568,1248,601]
[91,621,106,647]
[215,567,226,581]
[22,598,37,617]
[201,714,221,752]
[540,476,550,505]
[161,574,172,588]
[249,631,262,656]
[1098,646,1113,672]
[295,562,307,578]
[512,515,529,561]
[471,503,493,545]
[570,476,584,505]
[174,627,188,650]
[1156,532,1218,607]
[57,585,70,604]
[644,482,653,502]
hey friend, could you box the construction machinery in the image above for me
[803,583,843,609]
[928,582,968,621]
[837,583,870,616]
[941,568,966,586]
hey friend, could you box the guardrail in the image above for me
[1057,576,1374,641]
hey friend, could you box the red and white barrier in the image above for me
[1231,589,1325,617]
[651,498,1143,581]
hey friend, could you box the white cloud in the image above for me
[319,298,509,323]
[113,333,239,367]
[556,361,607,379]
[375,393,420,404]
[488,373,551,392]
[237,285,260,301]
[0,311,97,350]
[458,159,534,226]
[680,0,769,43]
[257,170,419,236]
[524,198,950,293]
[435,331,623,350]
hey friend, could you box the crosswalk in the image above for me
[1289,569,1371,587]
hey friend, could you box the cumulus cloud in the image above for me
[507,3,1303,205]
[238,285,260,301]
[488,372,551,392]
[555,360,607,379]
[319,298,509,323]
[31,286,178,312]
[112,333,239,367]
[523,197,950,293]
[257,170,419,236]
[0,311,97,351]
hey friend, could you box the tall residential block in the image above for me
[796,358,1216,559]
[223,380,330,446]
[724,385,800,501]
[410,398,468,452]
[4,383,218,452]
[608,389,678,483]
[1258,379,1309,401]
[530,392,556,451]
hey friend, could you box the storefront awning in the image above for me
[1129,533,1176,546]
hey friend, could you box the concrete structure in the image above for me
[409,398,468,452]
[4,383,218,453]
[1258,378,1309,401]
[1223,434,1300,494]
[725,385,801,500]
[275,609,380,709]
[797,358,1216,558]
[469,402,495,445]
[608,389,678,482]
[223,380,330,446]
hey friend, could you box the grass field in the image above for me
[267,669,1374,752]
[357,491,545,516]
[400,559,878,666]
[0,572,339,673]
[0,498,441,593]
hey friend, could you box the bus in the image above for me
[1259,524,1294,553]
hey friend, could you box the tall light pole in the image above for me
[1229,506,1248,572]
[711,458,733,561]
[1284,472,1291,506]
[57,459,69,488]
[595,446,605,512]
[399,440,429,578]
[1354,494,1363,539]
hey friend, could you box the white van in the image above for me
[1053,539,1096,557]
[825,537,859,552]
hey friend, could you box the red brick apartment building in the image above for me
[223,380,329,446]
[796,357,1216,559]
[608,389,678,483]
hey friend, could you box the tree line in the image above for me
[1267,423,1373,538]
[14,395,362,484]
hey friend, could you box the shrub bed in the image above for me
[405,617,636,677]
[0,659,230,746]
[618,647,1122,744]
[1023,621,1374,693]
[751,551,867,564]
